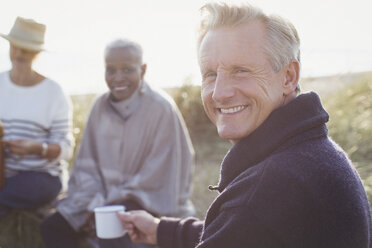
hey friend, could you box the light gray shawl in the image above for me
[58,82,195,230]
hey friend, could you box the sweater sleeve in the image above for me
[48,86,74,162]
[157,217,204,248]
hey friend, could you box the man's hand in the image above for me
[117,210,160,245]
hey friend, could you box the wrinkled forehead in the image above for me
[198,22,267,66]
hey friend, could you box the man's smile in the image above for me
[219,105,247,114]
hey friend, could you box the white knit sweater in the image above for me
[0,71,73,177]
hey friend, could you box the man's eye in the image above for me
[203,72,217,80]
[235,68,249,73]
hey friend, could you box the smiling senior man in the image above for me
[118,2,372,248]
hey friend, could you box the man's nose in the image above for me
[212,73,234,103]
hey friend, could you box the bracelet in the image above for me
[41,142,48,157]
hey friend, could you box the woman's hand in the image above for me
[5,139,61,159]
[117,210,160,245]
[5,139,40,156]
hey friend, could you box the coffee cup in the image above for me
[94,205,126,239]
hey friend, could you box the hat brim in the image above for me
[0,33,45,52]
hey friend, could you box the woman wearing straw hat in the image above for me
[0,17,73,215]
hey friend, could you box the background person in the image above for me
[0,17,73,215]
[41,39,195,248]
[118,2,372,248]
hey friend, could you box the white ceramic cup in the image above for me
[94,205,126,239]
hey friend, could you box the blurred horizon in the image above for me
[1,0,372,95]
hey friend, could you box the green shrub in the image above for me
[0,210,94,248]
[170,83,214,140]
[322,77,372,203]
[69,94,97,168]
[323,77,372,162]
[0,210,45,248]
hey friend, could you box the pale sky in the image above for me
[1,0,372,94]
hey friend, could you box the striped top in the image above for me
[0,71,73,177]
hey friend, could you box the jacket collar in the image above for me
[104,82,147,122]
[217,92,329,192]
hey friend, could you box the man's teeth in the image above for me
[220,105,246,114]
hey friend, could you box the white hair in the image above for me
[198,2,301,91]
[104,39,143,63]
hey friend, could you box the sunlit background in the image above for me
[1,0,372,95]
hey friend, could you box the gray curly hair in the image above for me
[104,39,143,64]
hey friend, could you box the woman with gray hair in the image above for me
[0,17,73,215]
[41,38,195,248]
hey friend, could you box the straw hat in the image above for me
[0,17,46,52]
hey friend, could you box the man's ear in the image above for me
[282,60,300,95]
[141,64,147,80]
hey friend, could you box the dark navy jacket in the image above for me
[158,92,372,248]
